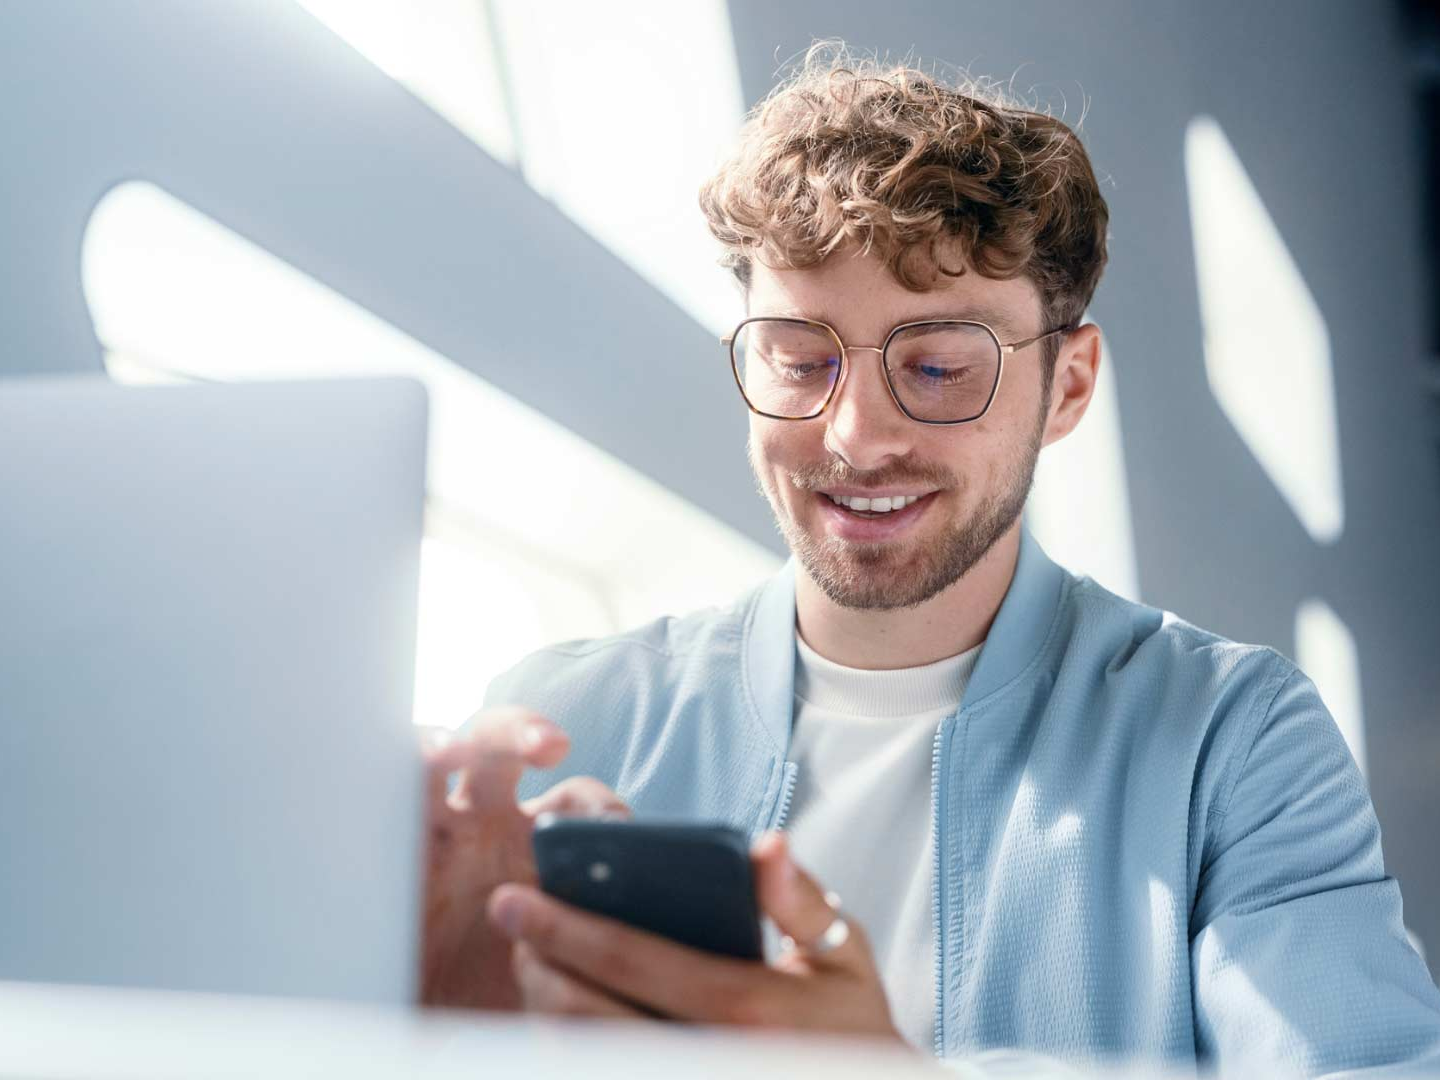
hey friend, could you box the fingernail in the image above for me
[419,726,454,751]
[522,719,559,751]
[491,892,525,938]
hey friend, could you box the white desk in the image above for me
[0,980,955,1079]
[5,980,1291,1078]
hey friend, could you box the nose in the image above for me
[822,346,914,470]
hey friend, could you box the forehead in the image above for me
[745,250,1041,340]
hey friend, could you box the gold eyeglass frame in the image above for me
[721,316,1076,426]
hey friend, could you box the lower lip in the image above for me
[815,491,937,542]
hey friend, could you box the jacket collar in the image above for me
[744,528,1068,754]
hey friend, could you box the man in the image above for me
[419,48,1440,1075]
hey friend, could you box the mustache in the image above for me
[789,460,956,492]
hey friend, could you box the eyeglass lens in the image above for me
[732,319,1001,423]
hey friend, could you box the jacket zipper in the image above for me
[930,715,951,1058]
[771,760,799,831]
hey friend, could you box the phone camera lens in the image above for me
[588,861,612,884]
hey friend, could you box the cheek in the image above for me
[749,420,803,474]
[951,417,1034,495]
[991,366,1049,432]
[912,428,1001,496]
[748,423,821,520]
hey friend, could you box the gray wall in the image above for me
[2,1,1436,962]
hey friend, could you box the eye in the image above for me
[771,354,838,380]
[908,359,977,384]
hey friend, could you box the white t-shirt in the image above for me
[775,632,980,1053]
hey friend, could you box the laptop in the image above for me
[0,375,428,1005]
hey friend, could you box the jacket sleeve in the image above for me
[1190,664,1440,1077]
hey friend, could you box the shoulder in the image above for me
[479,575,768,751]
[487,585,755,706]
[1059,571,1297,699]
[479,577,774,804]
[1050,572,1322,811]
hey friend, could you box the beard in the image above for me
[749,405,1047,612]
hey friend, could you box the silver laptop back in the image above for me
[0,376,427,1004]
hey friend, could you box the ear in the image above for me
[1041,323,1102,449]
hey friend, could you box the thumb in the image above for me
[751,831,862,971]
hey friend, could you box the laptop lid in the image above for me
[0,375,427,1005]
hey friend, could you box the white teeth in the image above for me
[824,493,924,513]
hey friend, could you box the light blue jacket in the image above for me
[490,531,1440,1075]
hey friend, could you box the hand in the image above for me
[418,709,630,1010]
[490,830,909,1047]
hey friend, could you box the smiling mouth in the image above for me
[821,491,935,517]
[814,491,941,530]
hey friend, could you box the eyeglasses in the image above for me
[721,316,1075,425]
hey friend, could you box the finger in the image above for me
[418,727,459,818]
[488,883,769,1023]
[511,940,649,1020]
[751,831,868,973]
[521,776,632,821]
[425,707,569,814]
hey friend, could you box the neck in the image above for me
[793,523,1022,670]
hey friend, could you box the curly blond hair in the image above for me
[699,44,1109,371]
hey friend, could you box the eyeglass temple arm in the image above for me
[1001,324,1077,354]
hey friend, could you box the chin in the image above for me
[804,543,955,611]
[788,492,1024,613]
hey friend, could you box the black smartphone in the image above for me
[532,817,763,961]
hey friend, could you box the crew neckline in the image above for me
[793,632,983,718]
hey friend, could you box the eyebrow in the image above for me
[770,306,1025,340]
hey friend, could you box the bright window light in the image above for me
[483,0,747,336]
[1295,598,1367,778]
[1028,324,1142,601]
[414,527,613,733]
[296,0,747,338]
[82,180,781,728]
[294,0,517,163]
[1184,115,1344,545]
